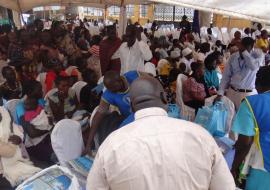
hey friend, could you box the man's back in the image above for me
[87,108,235,190]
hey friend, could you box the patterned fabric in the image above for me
[183,77,206,103]
[45,88,77,116]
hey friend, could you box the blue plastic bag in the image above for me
[168,104,181,119]
[195,102,228,137]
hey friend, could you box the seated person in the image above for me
[36,56,67,95]
[204,53,220,90]
[0,66,23,101]
[80,69,101,113]
[0,107,40,188]
[16,80,53,164]
[183,63,214,112]
[46,76,78,123]
[84,70,141,154]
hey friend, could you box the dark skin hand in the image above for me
[231,135,253,185]
[8,135,22,145]
[20,116,49,138]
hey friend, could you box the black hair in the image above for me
[55,75,70,86]
[22,80,41,96]
[169,68,180,83]
[241,37,255,48]
[256,66,270,88]
[191,62,203,73]
[82,68,97,84]
[200,42,211,53]
[204,53,218,70]
[2,66,14,78]
[90,35,102,46]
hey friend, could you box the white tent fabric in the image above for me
[0,0,148,12]
[151,0,270,24]
[1,0,269,24]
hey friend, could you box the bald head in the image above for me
[130,76,167,112]
[104,71,123,93]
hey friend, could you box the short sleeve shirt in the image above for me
[232,100,256,136]
[102,71,139,117]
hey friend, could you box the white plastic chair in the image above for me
[51,119,84,165]
[5,99,20,123]
[176,74,196,121]
[71,81,87,103]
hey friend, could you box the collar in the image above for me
[135,107,168,120]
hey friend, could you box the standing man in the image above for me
[231,66,270,190]
[87,76,235,190]
[119,24,152,74]
[99,25,122,75]
[217,37,264,110]
[179,15,191,32]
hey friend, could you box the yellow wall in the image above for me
[82,5,252,30]
[84,5,154,26]
[213,14,252,30]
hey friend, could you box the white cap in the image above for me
[182,48,193,57]
[144,62,157,77]
[170,50,181,59]
[197,53,205,62]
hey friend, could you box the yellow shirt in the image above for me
[256,38,269,50]
[159,63,172,76]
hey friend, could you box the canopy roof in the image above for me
[0,0,270,24]
[0,0,148,12]
[152,0,270,24]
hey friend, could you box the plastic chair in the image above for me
[5,99,20,123]
[51,119,84,165]
[176,74,196,121]
[71,81,87,103]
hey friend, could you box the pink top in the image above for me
[183,77,206,103]
[24,106,43,122]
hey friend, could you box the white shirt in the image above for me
[141,32,148,44]
[87,107,235,190]
[180,57,194,73]
[119,40,152,74]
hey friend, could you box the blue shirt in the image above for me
[232,100,256,136]
[102,71,139,117]
[232,98,270,189]
[218,50,263,95]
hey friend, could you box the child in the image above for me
[24,97,43,122]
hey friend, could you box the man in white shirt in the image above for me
[87,76,235,190]
[119,24,152,74]
[180,47,194,73]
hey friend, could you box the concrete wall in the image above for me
[213,14,252,30]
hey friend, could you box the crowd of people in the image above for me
[0,16,269,190]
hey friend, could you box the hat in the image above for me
[182,48,192,57]
[170,50,181,59]
[144,62,157,77]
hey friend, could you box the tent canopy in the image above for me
[0,0,148,12]
[151,0,270,24]
[0,0,270,24]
